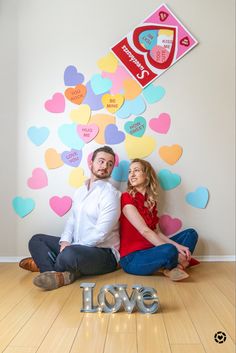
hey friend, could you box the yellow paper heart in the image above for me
[125,135,156,159]
[45,148,64,169]
[69,167,87,188]
[90,114,115,144]
[102,94,125,114]
[123,78,142,100]
[69,104,91,124]
[159,144,183,165]
[97,52,118,73]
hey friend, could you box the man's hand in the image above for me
[60,241,71,252]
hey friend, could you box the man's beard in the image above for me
[91,166,111,180]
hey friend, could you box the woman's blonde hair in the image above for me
[127,158,159,210]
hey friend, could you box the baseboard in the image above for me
[195,255,236,262]
[0,255,235,263]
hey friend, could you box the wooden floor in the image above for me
[0,262,235,353]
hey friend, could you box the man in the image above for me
[19,146,120,290]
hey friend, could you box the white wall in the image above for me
[0,0,235,258]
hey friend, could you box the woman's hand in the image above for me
[60,241,70,252]
[176,244,191,260]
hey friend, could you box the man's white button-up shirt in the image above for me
[60,179,121,261]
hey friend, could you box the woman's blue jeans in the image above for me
[119,228,198,275]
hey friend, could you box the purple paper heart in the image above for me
[83,81,104,110]
[64,65,85,86]
[61,149,82,167]
[105,124,125,144]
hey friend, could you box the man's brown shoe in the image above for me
[33,271,76,290]
[19,257,39,272]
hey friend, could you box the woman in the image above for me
[119,158,198,281]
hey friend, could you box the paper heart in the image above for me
[83,81,104,110]
[159,214,182,236]
[69,167,86,188]
[27,168,48,189]
[105,124,125,144]
[102,65,131,94]
[180,36,190,47]
[185,187,209,209]
[89,114,115,144]
[69,104,91,124]
[102,94,125,113]
[149,113,171,134]
[45,148,64,169]
[27,127,50,146]
[158,169,181,190]
[64,84,86,105]
[90,74,112,95]
[58,123,85,150]
[49,196,72,217]
[12,197,35,218]
[77,124,99,143]
[87,152,119,167]
[159,11,169,21]
[61,149,82,168]
[124,116,146,137]
[133,25,176,69]
[44,93,65,113]
[116,95,146,119]
[111,160,129,182]
[123,79,142,100]
[139,30,158,50]
[64,65,84,86]
[125,134,156,159]
[97,52,118,73]
[159,144,183,165]
[143,84,165,104]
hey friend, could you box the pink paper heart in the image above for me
[27,168,48,189]
[77,124,99,143]
[44,92,65,113]
[49,196,72,217]
[159,214,182,236]
[149,113,171,134]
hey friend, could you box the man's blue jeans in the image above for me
[29,234,117,275]
[119,228,198,275]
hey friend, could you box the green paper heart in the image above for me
[124,116,146,137]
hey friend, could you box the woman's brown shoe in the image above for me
[19,257,39,272]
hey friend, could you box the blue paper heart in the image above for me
[12,197,35,218]
[90,74,112,95]
[185,187,209,208]
[116,95,146,119]
[158,169,181,190]
[139,30,158,50]
[105,124,126,144]
[27,126,50,146]
[143,84,165,104]
[112,160,129,182]
[58,123,84,150]
[64,65,84,86]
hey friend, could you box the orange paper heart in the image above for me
[89,114,115,144]
[123,79,142,100]
[159,144,183,165]
[45,148,64,169]
[65,84,87,105]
